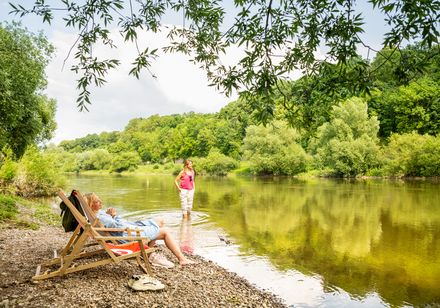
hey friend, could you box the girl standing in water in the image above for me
[175,159,195,218]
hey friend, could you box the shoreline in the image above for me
[70,170,440,181]
[0,222,286,307]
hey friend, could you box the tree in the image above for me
[76,148,112,170]
[195,148,239,176]
[14,146,65,197]
[369,77,440,138]
[164,113,215,159]
[60,133,100,152]
[110,151,141,173]
[370,44,440,90]
[9,1,439,122]
[383,132,440,176]
[309,97,381,176]
[242,121,308,175]
[0,23,56,158]
[273,58,369,141]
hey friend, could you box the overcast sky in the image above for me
[0,1,387,144]
[44,28,240,144]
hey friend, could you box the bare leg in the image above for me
[154,228,195,265]
[154,217,165,227]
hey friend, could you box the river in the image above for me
[63,174,440,307]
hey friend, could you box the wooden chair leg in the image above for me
[60,225,81,256]
[59,226,90,276]
[139,241,154,276]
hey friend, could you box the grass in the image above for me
[230,161,253,175]
[125,163,181,175]
[24,199,59,226]
[0,194,19,222]
[0,193,59,229]
[76,163,181,176]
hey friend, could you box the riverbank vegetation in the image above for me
[0,192,59,229]
[0,23,60,197]
[37,43,440,178]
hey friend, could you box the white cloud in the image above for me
[45,27,239,144]
[153,53,227,112]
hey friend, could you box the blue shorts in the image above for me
[133,219,160,240]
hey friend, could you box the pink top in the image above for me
[179,171,194,190]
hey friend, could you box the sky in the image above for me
[0,1,388,144]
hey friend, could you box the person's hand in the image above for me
[106,207,117,217]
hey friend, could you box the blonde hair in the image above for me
[183,159,192,169]
[84,192,99,207]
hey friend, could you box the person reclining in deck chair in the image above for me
[85,192,196,267]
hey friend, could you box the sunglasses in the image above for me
[189,175,193,182]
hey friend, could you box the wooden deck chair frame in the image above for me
[32,190,155,280]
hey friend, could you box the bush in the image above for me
[0,194,18,222]
[0,147,18,182]
[247,144,309,175]
[110,151,141,173]
[61,153,80,172]
[172,163,183,176]
[242,121,308,175]
[196,149,239,176]
[164,162,175,170]
[366,167,386,177]
[317,136,382,176]
[75,149,112,171]
[383,132,440,176]
[89,149,112,170]
[15,146,66,197]
[42,146,79,173]
[232,162,252,175]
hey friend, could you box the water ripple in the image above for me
[124,210,210,227]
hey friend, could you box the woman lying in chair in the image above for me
[85,192,196,267]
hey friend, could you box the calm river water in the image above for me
[64,174,440,307]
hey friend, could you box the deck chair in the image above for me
[32,190,155,280]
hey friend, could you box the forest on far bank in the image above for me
[40,43,440,177]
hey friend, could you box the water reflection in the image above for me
[179,217,195,255]
[66,174,440,307]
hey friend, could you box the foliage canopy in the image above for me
[9,0,439,122]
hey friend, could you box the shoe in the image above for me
[149,253,175,268]
[128,275,165,291]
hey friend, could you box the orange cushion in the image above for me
[105,242,149,256]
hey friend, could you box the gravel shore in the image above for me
[0,224,286,307]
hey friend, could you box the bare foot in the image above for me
[179,258,196,266]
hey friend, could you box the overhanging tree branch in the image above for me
[8,0,439,121]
